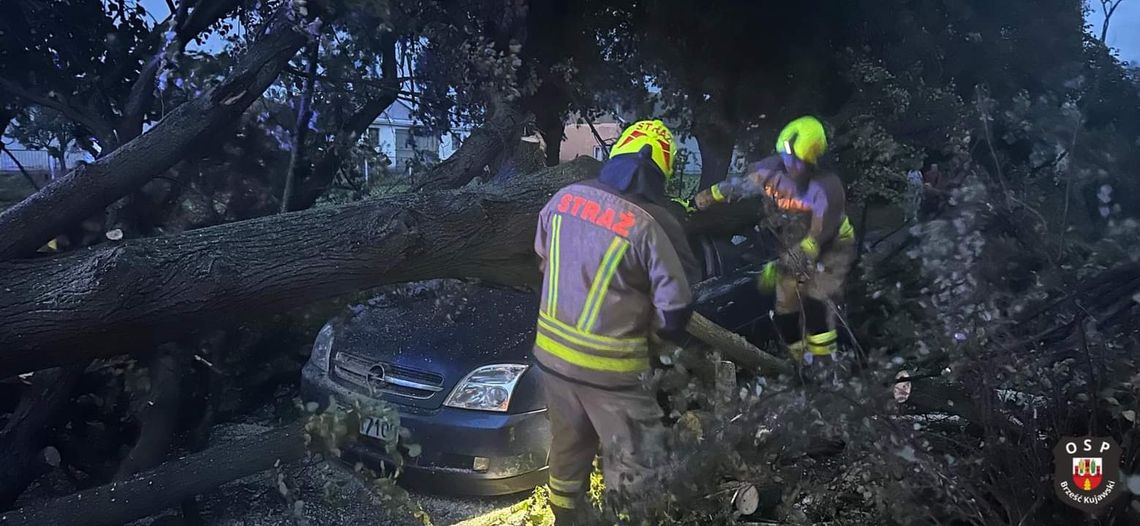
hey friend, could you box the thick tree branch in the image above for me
[121,0,241,136]
[112,347,186,482]
[0,7,309,261]
[414,99,530,191]
[686,312,792,376]
[290,31,400,210]
[0,79,118,149]
[119,54,164,143]
[0,422,307,526]
[281,41,320,213]
[0,363,89,509]
[177,0,242,44]
[0,158,602,376]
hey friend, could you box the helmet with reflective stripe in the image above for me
[609,119,678,180]
[775,116,827,165]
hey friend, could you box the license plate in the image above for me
[359,416,397,442]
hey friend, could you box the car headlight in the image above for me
[444,364,528,412]
[310,323,335,371]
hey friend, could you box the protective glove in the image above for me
[694,184,725,210]
[778,245,813,280]
[779,236,821,279]
[671,197,697,214]
[694,190,715,210]
[758,261,778,293]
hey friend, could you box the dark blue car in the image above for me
[300,233,770,496]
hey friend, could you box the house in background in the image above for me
[361,100,471,182]
[558,113,748,196]
[559,117,707,177]
[5,100,747,196]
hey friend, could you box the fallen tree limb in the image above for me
[0,423,306,526]
[414,100,530,192]
[0,158,601,377]
[0,363,89,510]
[684,200,763,238]
[0,6,309,261]
[0,155,773,377]
[687,312,792,376]
[113,347,186,481]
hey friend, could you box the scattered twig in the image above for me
[1057,113,1081,260]
[975,88,1010,198]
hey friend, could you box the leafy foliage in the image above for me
[298,394,434,526]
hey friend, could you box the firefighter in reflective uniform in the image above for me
[533,119,696,524]
[695,116,855,369]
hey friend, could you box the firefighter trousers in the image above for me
[773,241,855,362]
[540,369,667,519]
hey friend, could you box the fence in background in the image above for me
[0,149,90,181]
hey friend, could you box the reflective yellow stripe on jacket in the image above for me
[536,230,648,375]
[577,236,630,332]
[545,215,563,316]
[838,217,855,242]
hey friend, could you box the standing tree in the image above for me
[7,108,84,175]
[1096,0,1129,43]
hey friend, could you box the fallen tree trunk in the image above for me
[0,6,309,261]
[0,158,601,377]
[0,423,306,526]
[0,156,770,377]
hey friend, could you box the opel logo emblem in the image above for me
[367,363,388,393]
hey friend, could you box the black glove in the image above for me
[656,306,694,345]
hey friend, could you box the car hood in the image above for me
[328,281,540,411]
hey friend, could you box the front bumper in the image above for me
[301,363,551,496]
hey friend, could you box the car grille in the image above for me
[332,351,445,400]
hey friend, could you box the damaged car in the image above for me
[300,232,773,496]
[302,281,551,496]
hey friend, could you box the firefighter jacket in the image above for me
[710,155,855,254]
[533,179,694,389]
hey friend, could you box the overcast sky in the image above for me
[1087,1,1140,63]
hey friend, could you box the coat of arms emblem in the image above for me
[1054,437,1124,513]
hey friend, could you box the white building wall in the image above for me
[377,126,398,161]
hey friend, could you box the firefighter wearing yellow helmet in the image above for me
[533,119,697,524]
[608,119,678,180]
[694,116,855,370]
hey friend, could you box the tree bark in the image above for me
[0,423,307,526]
[0,363,88,510]
[0,6,309,261]
[113,347,186,481]
[289,32,398,211]
[528,82,567,167]
[0,156,771,377]
[694,119,737,191]
[0,158,602,377]
[280,42,320,214]
[415,100,530,191]
[686,312,792,376]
